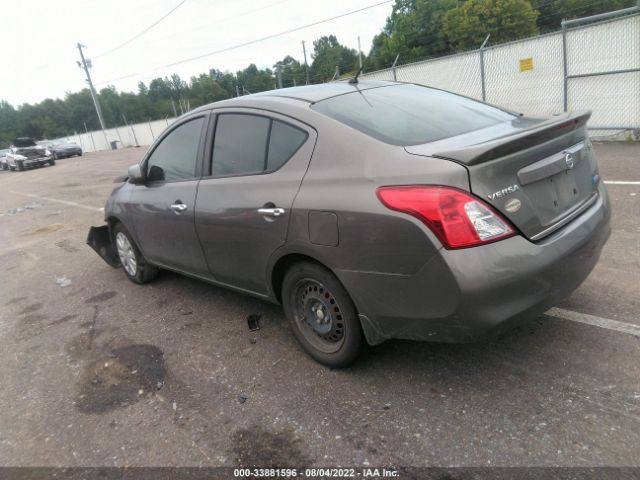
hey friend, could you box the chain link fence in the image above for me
[363,9,640,140]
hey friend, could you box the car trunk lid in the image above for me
[405,111,599,241]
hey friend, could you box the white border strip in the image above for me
[604,181,640,185]
[9,191,103,212]
[547,307,640,338]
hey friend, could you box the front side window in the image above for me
[212,114,308,177]
[146,117,204,182]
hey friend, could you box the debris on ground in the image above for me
[247,314,261,331]
[238,395,248,404]
[1,202,41,217]
[56,276,72,287]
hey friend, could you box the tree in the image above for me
[236,64,274,94]
[366,0,458,70]
[310,35,359,82]
[273,56,306,88]
[444,0,540,52]
[533,0,635,32]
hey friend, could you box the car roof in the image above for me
[191,80,400,113]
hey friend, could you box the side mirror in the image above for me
[128,164,144,184]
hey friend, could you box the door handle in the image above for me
[170,203,188,213]
[257,207,285,217]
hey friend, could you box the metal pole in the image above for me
[235,85,240,97]
[561,21,568,112]
[302,40,310,85]
[115,126,123,147]
[358,36,363,69]
[148,121,155,141]
[392,54,400,81]
[479,34,490,102]
[84,122,95,152]
[77,43,109,149]
[130,123,139,147]
[276,64,283,89]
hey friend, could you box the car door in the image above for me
[195,110,317,295]
[127,114,210,276]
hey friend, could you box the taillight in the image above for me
[376,185,516,249]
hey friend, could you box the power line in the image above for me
[93,0,189,59]
[98,0,393,85]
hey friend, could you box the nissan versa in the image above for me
[88,80,610,367]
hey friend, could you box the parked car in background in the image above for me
[5,137,55,171]
[88,80,611,368]
[45,141,83,159]
[0,149,9,170]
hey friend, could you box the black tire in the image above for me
[52,152,58,160]
[1,162,6,171]
[112,223,159,284]
[16,160,24,171]
[282,261,363,368]
[49,159,56,166]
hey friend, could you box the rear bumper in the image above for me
[338,184,611,345]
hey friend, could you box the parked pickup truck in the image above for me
[5,137,55,171]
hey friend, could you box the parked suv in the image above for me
[6,137,55,171]
[88,81,610,367]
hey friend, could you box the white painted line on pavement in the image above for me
[604,181,640,185]
[9,191,103,212]
[547,307,640,338]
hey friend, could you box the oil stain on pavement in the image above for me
[230,425,312,467]
[76,344,165,414]
[19,303,43,315]
[85,291,118,303]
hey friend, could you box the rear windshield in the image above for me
[311,84,515,146]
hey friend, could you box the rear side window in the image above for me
[311,84,515,146]
[146,117,204,182]
[212,114,308,177]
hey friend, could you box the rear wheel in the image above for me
[112,223,159,284]
[282,262,363,368]
[52,152,58,160]
[1,162,7,171]
[16,160,24,171]
[49,159,56,166]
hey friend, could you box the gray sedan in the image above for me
[88,80,610,367]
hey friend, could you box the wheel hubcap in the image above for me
[115,232,137,276]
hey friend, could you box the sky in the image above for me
[0,0,394,106]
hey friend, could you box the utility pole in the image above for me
[76,43,109,149]
[275,64,283,89]
[357,36,363,69]
[302,40,310,85]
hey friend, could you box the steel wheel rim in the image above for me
[115,232,137,276]
[293,279,345,354]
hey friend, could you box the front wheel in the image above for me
[282,262,363,368]
[1,162,7,171]
[112,223,159,284]
[49,159,56,166]
[16,160,24,171]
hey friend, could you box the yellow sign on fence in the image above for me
[519,57,534,72]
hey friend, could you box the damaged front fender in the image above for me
[86,225,120,268]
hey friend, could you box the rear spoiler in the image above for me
[431,111,591,165]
